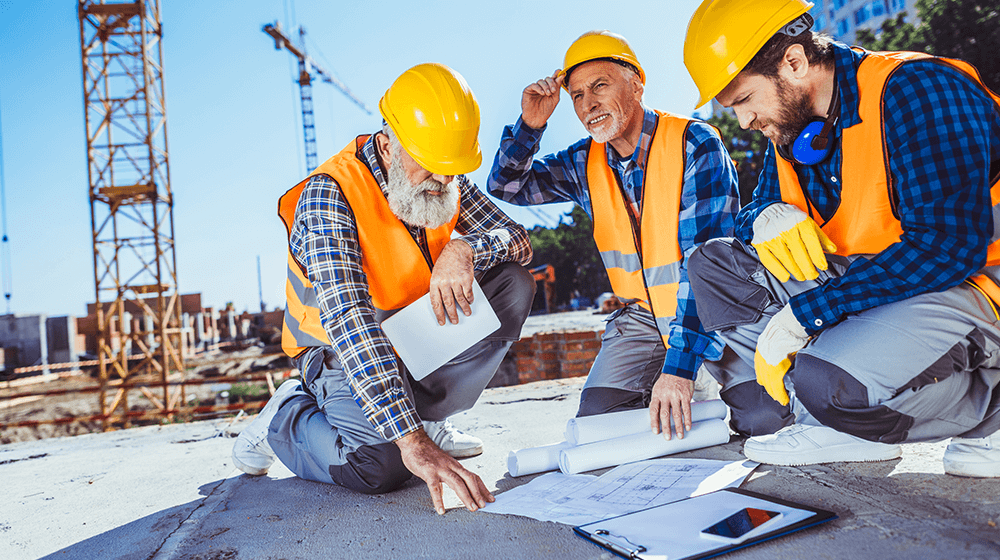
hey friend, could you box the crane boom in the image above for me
[263,21,373,171]
[263,22,373,114]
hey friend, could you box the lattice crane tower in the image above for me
[78,0,184,428]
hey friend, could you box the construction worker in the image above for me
[488,31,791,439]
[232,63,536,513]
[684,0,1000,477]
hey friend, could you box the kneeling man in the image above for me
[233,63,535,513]
[685,0,1000,477]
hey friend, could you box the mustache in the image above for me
[416,178,451,194]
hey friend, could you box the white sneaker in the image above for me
[423,419,483,459]
[232,380,302,475]
[943,431,1000,478]
[743,424,902,466]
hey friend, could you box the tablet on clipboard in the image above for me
[380,279,500,380]
[574,488,836,560]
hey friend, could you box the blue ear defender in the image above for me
[790,118,833,165]
[781,86,841,166]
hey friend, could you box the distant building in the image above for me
[811,0,918,45]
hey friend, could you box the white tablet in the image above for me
[380,279,500,380]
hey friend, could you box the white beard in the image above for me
[585,109,626,144]
[385,157,460,229]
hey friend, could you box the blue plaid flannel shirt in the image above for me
[288,134,532,441]
[736,42,1000,335]
[488,107,739,379]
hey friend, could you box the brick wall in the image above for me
[490,329,602,387]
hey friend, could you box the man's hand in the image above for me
[521,70,564,129]
[751,203,837,282]
[754,304,809,405]
[429,239,475,326]
[649,373,694,440]
[395,429,494,515]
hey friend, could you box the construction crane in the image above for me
[263,21,373,172]
[79,0,184,429]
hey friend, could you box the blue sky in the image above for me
[0,0,710,318]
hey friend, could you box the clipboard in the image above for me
[379,278,500,380]
[574,488,836,560]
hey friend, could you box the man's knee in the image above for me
[480,263,535,339]
[688,239,771,332]
[719,380,793,436]
[329,442,412,495]
[792,355,913,443]
[688,238,744,285]
[577,387,645,417]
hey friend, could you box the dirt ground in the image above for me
[0,345,292,444]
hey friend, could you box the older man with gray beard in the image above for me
[232,63,534,515]
[488,31,790,441]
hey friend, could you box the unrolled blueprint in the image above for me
[482,458,758,526]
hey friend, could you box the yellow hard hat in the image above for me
[684,0,813,108]
[378,63,482,176]
[559,30,645,91]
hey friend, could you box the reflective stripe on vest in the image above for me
[276,135,459,358]
[775,51,1000,305]
[587,110,690,346]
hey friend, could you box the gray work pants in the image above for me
[688,238,1000,443]
[577,303,792,436]
[577,304,667,416]
[266,263,535,494]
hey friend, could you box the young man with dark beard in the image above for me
[232,63,535,513]
[684,0,1000,477]
[488,31,789,441]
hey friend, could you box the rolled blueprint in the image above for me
[507,441,574,477]
[558,418,730,475]
[564,399,728,446]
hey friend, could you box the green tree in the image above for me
[528,205,610,307]
[707,111,768,206]
[856,0,1000,91]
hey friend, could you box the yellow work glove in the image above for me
[751,203,837,283]
[754,304,809,406]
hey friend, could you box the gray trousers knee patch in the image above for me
[719,380,794,437]
[703,345,792,436]
[793,354,915,443]
[328,442,411,495]
[577,387,646,417]
[688,239,772,331]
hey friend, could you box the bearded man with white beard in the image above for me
[232,63,535,515]
[488,31,791,441]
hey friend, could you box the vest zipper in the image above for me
[413,228,435,271]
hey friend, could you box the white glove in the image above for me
[754,304,809,405]
[757,304,808,364]
[752,203,836,283]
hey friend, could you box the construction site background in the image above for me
[0,306,611,444]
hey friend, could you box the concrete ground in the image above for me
[2,376,999,560]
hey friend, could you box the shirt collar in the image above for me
[830,41,868,130]
[359,133,391,198]
[606,106,658,170]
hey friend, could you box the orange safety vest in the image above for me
[276,135,459,358]
[587,110,691,342]
[775,51,1000,304]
